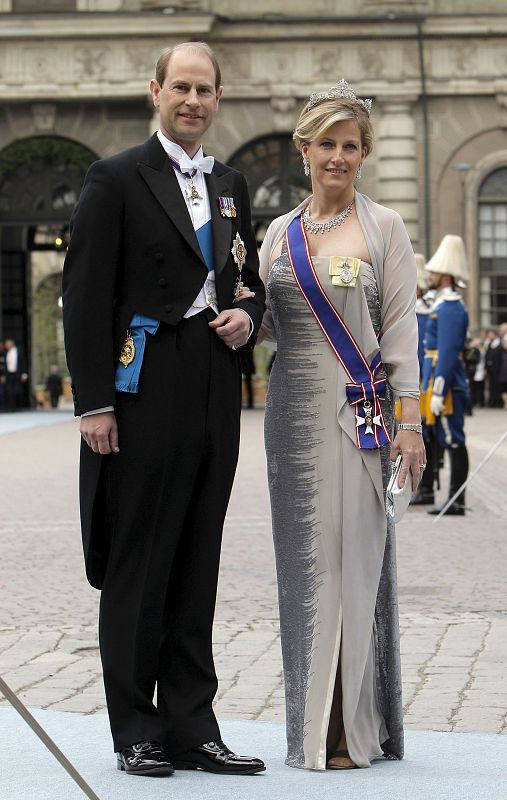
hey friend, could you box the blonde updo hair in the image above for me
[293,98,374,155]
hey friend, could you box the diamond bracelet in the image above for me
[397,423,423,434]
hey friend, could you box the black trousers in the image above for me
[98,310,241,754]
[5,373,22,411]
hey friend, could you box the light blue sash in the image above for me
[115,313,159,393]
[196,219,214,272]
[116,220,213,394]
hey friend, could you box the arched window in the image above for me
[0,136,97,394]
[478,167,507,326]
[228,135,311,240]
[0,136,96,224]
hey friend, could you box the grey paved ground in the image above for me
[1,406,506,736]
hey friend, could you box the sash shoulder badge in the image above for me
[119,330,135,368]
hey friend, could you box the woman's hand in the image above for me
[233,285,255,302]
[390,429,426,492]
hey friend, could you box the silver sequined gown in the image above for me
[264,245,402,770]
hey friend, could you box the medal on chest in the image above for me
[328,256,361,288]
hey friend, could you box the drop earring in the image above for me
[303,158,310,177]
[356,163,363,180]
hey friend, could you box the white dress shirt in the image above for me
[6,345,18,373]
[157,131,219,317]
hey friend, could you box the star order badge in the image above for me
[231,233,247,299]
[231,233,246,269]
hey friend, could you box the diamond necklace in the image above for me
[302,200,354,234]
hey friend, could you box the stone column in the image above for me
[375,97,419,247]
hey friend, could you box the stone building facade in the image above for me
[0,0,506,385]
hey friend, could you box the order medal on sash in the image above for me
[119,330,135,368]
[231,233,247,299]
[355,399,382,436]
[329,256,361,287]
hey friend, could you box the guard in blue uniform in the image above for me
[410,255,434,505]
[414,235,470,515]
[414,253,432,376]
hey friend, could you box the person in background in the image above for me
[46,365,64,409]
[420,235,470,516]
[485,327,502,407]
[0,342,6,412]
[239,349,255,408]
[469,333,487,409]
[410,256,435,505]
[4,338,28,412]
[491,330,507,410]
[414,253,432,378]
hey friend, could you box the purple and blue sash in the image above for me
[286,214,391,450]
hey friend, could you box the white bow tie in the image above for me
[179,153,215,174]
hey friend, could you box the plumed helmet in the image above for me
[414,253,427,290]
[425,235,469,283]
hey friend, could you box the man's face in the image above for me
[426,271,442,290]
[150,50,222,155]
[4,339,14,350]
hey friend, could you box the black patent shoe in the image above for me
[427,502,465,516]
[117,740,174,776]
[172,739,265,775]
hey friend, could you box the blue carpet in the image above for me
[0,410,73,436]
[0,709,506,800]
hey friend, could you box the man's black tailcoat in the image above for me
[62,133,265,751]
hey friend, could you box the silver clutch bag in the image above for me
[386,454,412,523]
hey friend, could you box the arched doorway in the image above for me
[478,166,507,327]
[228,135,311,387]
[0,135,97,405]
[228,134,311,243]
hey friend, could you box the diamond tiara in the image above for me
[307,79,372,115]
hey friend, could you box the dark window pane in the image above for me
[12,0,76,10]
[229,134,311,224]
[479,167,507,199]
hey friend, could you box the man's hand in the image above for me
[209,308,251,349]
[233,285,255,303]
[80,411,119,454]
[430,394,445,416]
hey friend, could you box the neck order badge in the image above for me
[169,154,214,206]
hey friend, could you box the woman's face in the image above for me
[301,119,367,194]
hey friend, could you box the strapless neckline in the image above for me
[311,255,372,267]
